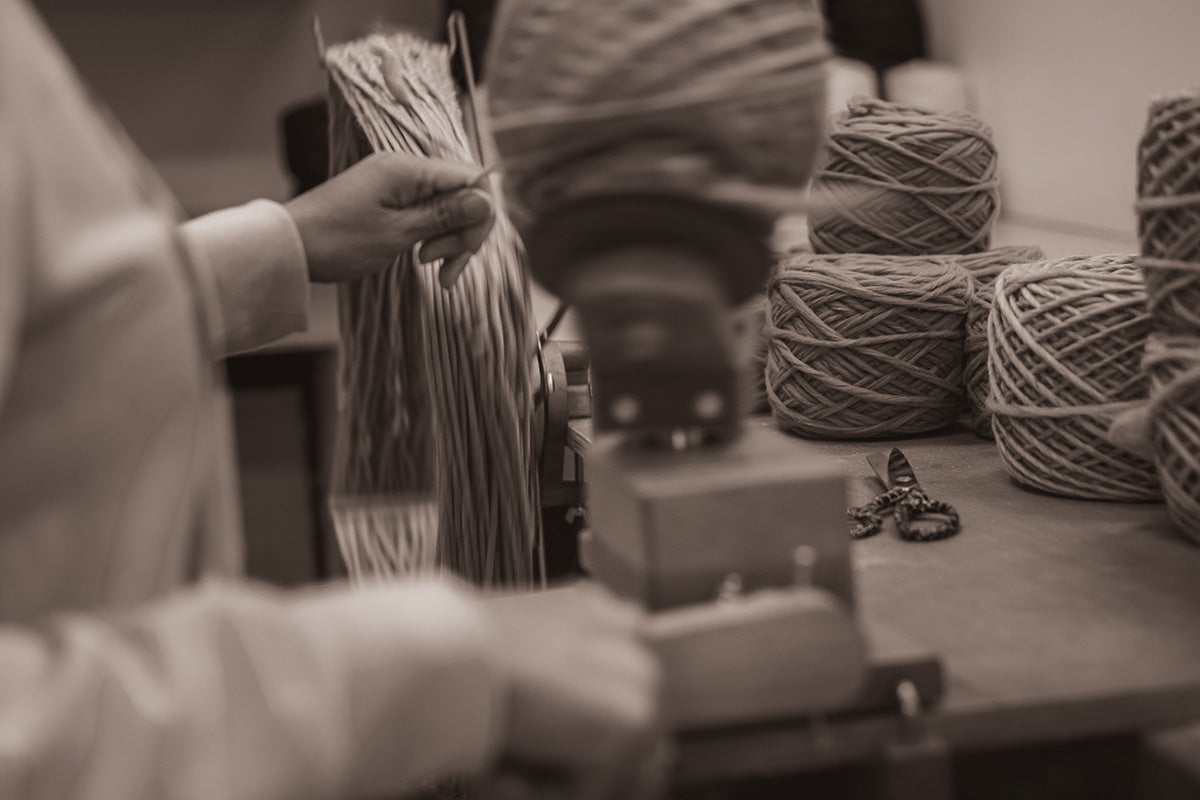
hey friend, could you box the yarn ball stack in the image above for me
[766,253,971,438]
[988,256,1159,501]
[807,97,1000,256]
[959,245,1046,438]
[1136,89,1200,539]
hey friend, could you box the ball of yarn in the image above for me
[959,245,1046,438]
[485,0,830,219]
[988,256,1160,501]
[766,253,971,439]
[1137,89,1200,334]
[1143,334,1200,541]
[807,97,1000,256]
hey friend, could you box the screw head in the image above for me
[693,390,725,420]
[610,394,640,424]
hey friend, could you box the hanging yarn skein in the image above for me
[484,0,830,221]
[988,256,1160,502]
[808,97,1000,256]
[766,253,971,439]
[325,33,543,588]
[1136,88,1200,540]
[959,245,1046,438]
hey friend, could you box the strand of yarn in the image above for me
[808,97,1000,256]
[765,253,971,439]
[987,256,1159,501]
[958,245,1046,437]
[485,0,829,221]
[1137,89,1200,334]
[325,33,544,588]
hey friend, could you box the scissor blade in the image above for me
[887,448,921,491]
[865,451,893,488]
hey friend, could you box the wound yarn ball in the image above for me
[988,256,1160,501]
[1143,335,1200,542]
[808,97,1000,256]
[766,253,971,439]
[1137,89,1200,335]
[1136,89,1200,540]
[959,245,1046,438]
[485,0,830,220]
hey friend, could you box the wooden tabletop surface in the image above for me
[567,418,1200,783]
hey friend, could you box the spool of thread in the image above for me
[884,60,971,113]
[959,245,1046,438]
[1137,89,1200,334]
[766,253,970,439]
[807,97,1000,256]
[988,256,1160,501]
[485,0,830,220]
[1143,335,1200,541]
[826,57,878,119]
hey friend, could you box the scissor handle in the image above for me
[895,490,960,542]
[848,485,910,540]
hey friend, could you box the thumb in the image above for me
[372,151,482,207]
[400,187,494,244]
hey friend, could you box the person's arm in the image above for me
[179,152,495,358]
[0,578,507,800]
[178,198,312,358]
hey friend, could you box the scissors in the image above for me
[848,448,960,542]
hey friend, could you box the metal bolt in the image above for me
[693,390,725,420]
[610,395,640,424]
[716,573,745,602]
[792,545,817,586]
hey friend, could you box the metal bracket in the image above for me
[874,680,954,800]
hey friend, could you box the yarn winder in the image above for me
[524,191,875,728]
[486,0,946,732]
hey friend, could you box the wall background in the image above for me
[31,0,444,214]
[921,0,1200,243]
[33,0,1200,239]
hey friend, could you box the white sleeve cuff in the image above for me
[180,199,311,357]
[293,578,509,795]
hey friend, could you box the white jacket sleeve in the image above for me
[0,578,508,800]
[179,200,313,358]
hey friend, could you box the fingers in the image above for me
[418,210,492,264]
[574,705,671,800]
[370,151,486,207]
[415,186,497,287]
[406,186,495,247]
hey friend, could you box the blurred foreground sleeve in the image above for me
[179,200,311,357]
[0,578,507,800]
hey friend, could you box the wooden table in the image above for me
[567,420,1200,789]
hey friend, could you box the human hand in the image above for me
[284,151,495,286]
[479,583,669,800]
